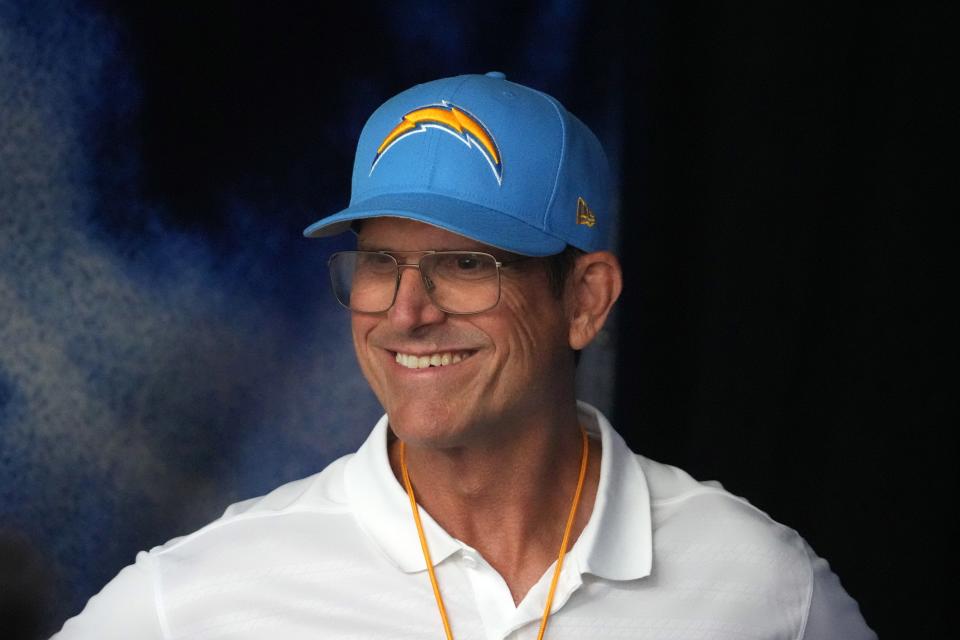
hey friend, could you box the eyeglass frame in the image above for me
[326,249,534,315]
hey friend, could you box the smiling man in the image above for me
[54,73,875,639]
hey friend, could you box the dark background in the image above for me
[1,1,951,637]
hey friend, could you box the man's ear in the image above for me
[566,251,623,351]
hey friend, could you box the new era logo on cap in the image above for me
[576,197,596,228]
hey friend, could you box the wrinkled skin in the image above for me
[351,217,577,450]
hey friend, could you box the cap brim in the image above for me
[302,193,567,257]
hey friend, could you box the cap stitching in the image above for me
[536,91,567,233]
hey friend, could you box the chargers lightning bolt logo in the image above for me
[371,101,503,185]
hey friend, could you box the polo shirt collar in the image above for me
[344,413,461,572]
[344,401,652,581]
[571,400,652,580]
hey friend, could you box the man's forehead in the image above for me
[355,217,512,255]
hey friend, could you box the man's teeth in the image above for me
[395,351,473,369]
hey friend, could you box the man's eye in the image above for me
[431,253,495,279]
[357,254,396,275]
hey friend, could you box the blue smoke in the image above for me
[0,0,382,626]
[1,0,617,631]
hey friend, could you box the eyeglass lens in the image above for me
[328,251,502,314]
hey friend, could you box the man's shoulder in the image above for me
[151,453,358,559]
[638,453,808,555]
[627,453,876,638]
[637,453,814,602]
[54,452,403,639]
[222,453,354,519]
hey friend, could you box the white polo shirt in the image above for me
[54,402,875,639]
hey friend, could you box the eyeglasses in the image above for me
[327,250,529,314]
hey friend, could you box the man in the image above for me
[54,72,875,639]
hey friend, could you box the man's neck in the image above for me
[387,407,602,605]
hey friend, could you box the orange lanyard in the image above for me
[400,427,589,640]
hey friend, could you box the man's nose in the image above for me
[387,267,446,330]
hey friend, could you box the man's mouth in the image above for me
[393,350,477,370]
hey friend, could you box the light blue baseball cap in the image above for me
[303,72,612,256]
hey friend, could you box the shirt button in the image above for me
[461,552,478,568]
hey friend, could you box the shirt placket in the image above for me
[457,544,585,640]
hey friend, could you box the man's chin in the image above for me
[386,403,474,449]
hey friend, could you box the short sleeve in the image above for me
[800,543,877,640]
[51,551,165,640]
